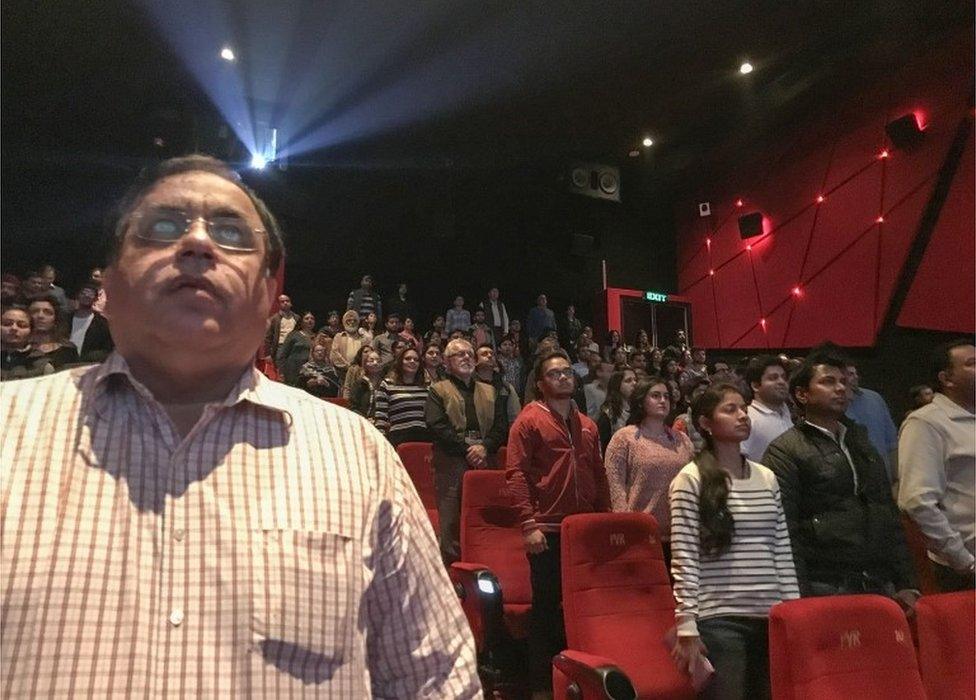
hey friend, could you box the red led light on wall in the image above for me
[746,244,753,251]
[816,194,825,203]
[879,149,890,159]
[709,269,715,276]
[735,198,744,207]
[876,215,885,223]
[792,286,802,296]
[706,237,712,247]
[759,318,767,330]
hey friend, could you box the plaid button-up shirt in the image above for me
[1,353,480,698]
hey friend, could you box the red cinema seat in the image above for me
[323,396,349,409]
[915,591,976,700]
[558,512,694,700]
[395,442,439,530]
[769,595,925,700]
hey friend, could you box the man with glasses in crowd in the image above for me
[0,155,479,697]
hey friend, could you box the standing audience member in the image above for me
[348,347,384,420]
[739,355,793,462]
[629,350,649,377]
[1,307,53,379]
[605,378,694,564]
[423,341,445,383]
[597,368,638,451]
[425,338,508,565]
[671,375,711,452]
[559,304,582,351]
[480,286,509,346]
[474,343,521,425]
[469,309,493,349]
[844,361,898,481]
[898,340,975,592]
[28,296,78,369]
[372,313,401,366]
[374,347,431,446]
[69,282,114,362]
[524,293,557,346]
[321,310,342,337]
[424,315,447,346]
[633,329,652,355]
[264,293,297,361]
[297,342,341,398]
[275,311,316,386]
[584,359,613,420]
[661,357,682,408]
[445,296,471,334]
[497,335,524,397]
[761,351,918,606]
[669,382,799,700]
[505,349,610,697]
[330,309,365,380]
[87,267,108,314]
[905,384,935,420]
[347,273,382,321]
[1,273,23,308]
[341,345,372,399]
[680,347,709,387]
[571,343,591,378]
[649,348,664,375]
[603,330,623,363]
[610,345,629,370]
[580,326,600,356]
[508,318,529,359]
[385,281,416,323]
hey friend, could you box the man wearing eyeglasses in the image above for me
[505,349,610,696]
[0,155,479,697]
[425,337,509,565]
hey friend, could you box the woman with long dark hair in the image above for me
[374,347,430,446]
[596,368,637,452]
[348,348,384,420]
[604,377,694,564]
[603,329,623,362]
[28,296,78,370]
[1,307,54,379]
[422,341,445,384]
[668,382,798,700]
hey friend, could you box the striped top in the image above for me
[374,379,429,439]
[669,458,800,636]
[0,353,479,698]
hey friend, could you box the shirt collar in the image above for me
[933,392,975,420]
[92,351,293,420]
[803,418,847,444]
[751,398,789,417]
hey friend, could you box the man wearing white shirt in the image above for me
[898,340,975,592]
[740,355,793,461]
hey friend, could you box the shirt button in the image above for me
[169,609,184,627]
[174,529,185,541]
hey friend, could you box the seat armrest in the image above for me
[449,562,504,654]
[553,650,636,700]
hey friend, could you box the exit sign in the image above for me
[645,291,669,302]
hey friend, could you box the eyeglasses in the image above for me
[446,350,475,359]
[131,207,265,252]
[544,368,575,380]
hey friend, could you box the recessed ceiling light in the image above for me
[739,61,754,75]
[642,136,654,147]
[220,47,236,62]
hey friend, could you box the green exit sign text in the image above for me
[644,291,669,302]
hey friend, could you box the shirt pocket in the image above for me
[250,528,356,678]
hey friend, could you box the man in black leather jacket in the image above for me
[762,350,919,612]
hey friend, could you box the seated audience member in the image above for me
[603,329,623,362]
[28,295,78,370]
[739,355,793,461]
[584,359,613,420]
[844,360,898,481]
[596,368,637,452]
[1,273,23,308]
[628,349,649,377]
[605,377,694,564]
[445,296,471,334]
[425,338,508,565]
[275,310,316,386]
[423,341,445,384]
[374,347,430,446]
[69,282,113,362]
[263,293,297,362]
[474,343,521,425]
[372,312,401,366]
[580,325,600,356]
[710,359,732,375]
[386,281,417,324]
[669,382,799,700]
[680,347,709,387]
[424,315,447,346]
[480,286,509,346]
[571,343,590,378]
[321,310,342,337]
[297,342,340,398]
[497,335,524,397]
[761,350,918,607]
[558,304,582,350]
[360,310,378,343]
[1,307,53,379]
[905,383,934,419]
[346,273,382,321]
[648,347,664,374]
[610,345,629,370]
[633,328,652,355]
[398,316,423,353]
[671,375,711,451]
[20,270,48,304]
[469,308,493,349]
[898,340,975,592]
[330,309,365,380]
[507,318,529,359]
[348,348,384,420]
[505,349,609,695]
[524,293,557,349]
[39,264,71,315]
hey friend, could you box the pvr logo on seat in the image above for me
[840,630,861,649]
[609,533,625,546]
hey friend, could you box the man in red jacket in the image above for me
[505,349,610,696]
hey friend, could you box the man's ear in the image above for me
[937,369,950,390]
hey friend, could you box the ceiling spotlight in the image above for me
[642,137,654,147]
[220,46,236,62]
[250,153,267,170]
[739,61,754,75]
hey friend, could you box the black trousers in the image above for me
[527,531,565,691]
[932,561,976,592]
[433,450,466,566]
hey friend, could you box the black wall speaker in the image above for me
[738,211,763,239]
[568,163,621,202]
[885,114,924,150]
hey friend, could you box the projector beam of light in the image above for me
[139,1,659,163]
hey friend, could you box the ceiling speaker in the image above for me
[568,163,621,202]
[738,211,763,239]
[885,114,924,150]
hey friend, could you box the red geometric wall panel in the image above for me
[676,33,973,349]
[897,127,975,334]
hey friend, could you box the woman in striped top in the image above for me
[374,347,431,446]
[669,382,799,700]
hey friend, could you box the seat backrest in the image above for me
[323,396,349,408]
[459,470,532,607]
[395,442,437,513]
[915,591,976,700]
[560,513,687,690]
[769,595,926,700]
